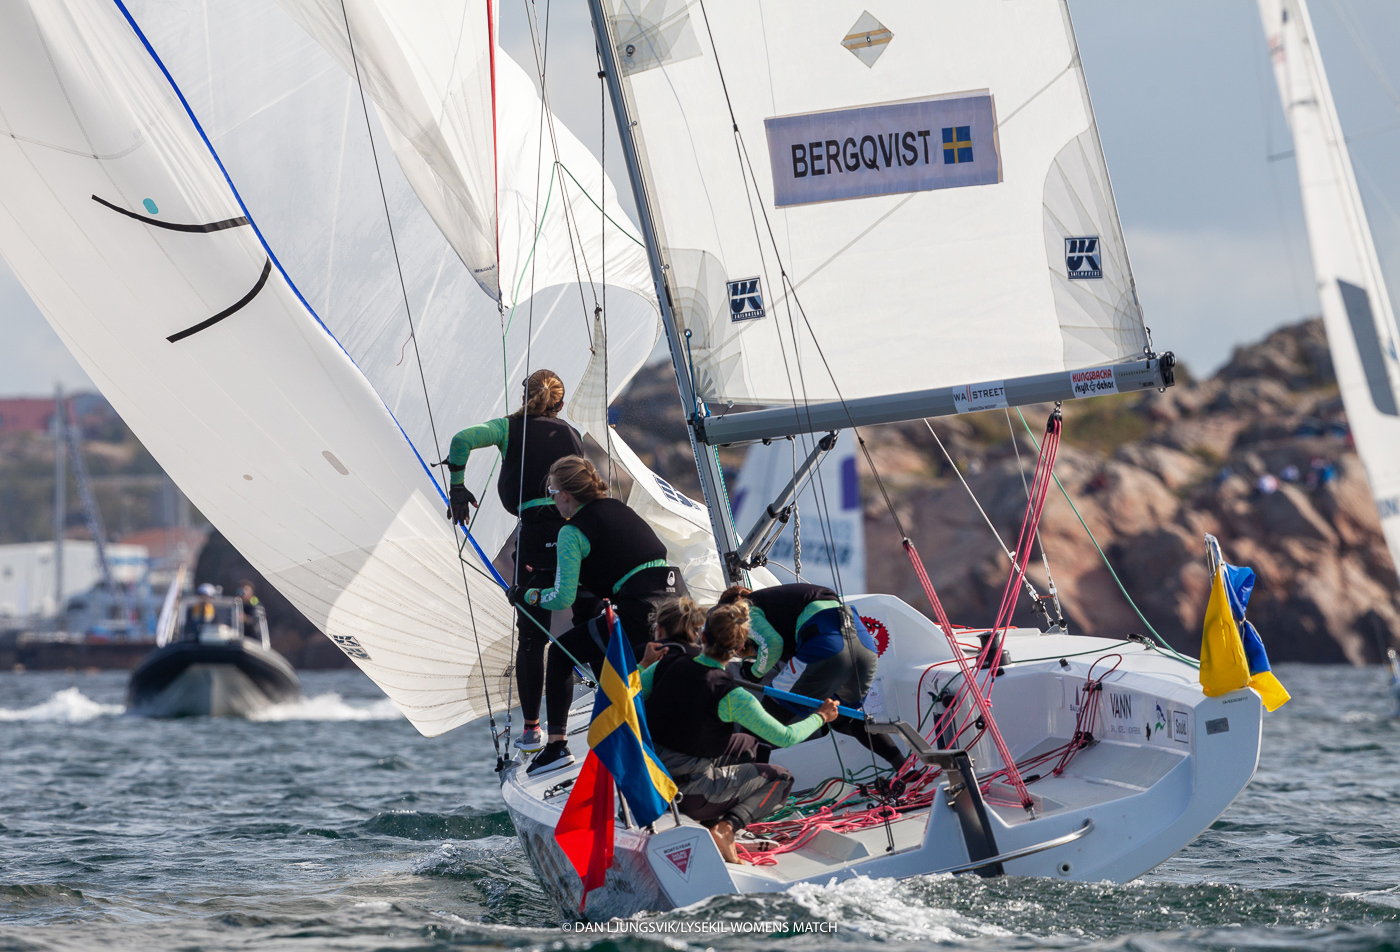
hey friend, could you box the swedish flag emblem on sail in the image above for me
[586,612,678,826]
[942,126,972,164]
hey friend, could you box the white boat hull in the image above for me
[502,594,1262,920]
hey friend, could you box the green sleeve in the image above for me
[748,606,786,679]
[447,418,509,486]
[717,688,823,747]
[529,526,590,611]
[640,662,657,700]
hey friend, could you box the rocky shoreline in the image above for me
[612,319,1398,664]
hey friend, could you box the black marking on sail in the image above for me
[167,259,272,343]
[91,194,249,233]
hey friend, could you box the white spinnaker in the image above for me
[570,314,727,601]
[0,0,513,736]
[270,0,501,300]
[1260,0,1400,579]
[604,0,1148,406]
[126,0,661,566]
[730,430,865,594]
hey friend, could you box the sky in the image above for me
[5,0,1400,395]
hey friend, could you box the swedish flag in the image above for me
[586,612,678,826]
[1200,555,1290,712]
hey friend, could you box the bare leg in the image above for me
[710,820,740,864]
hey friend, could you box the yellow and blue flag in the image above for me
[586,611,678,826]
[1200,559,1290,712]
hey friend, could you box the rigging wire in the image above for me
[1006,409,1063,623]
[1013,408,1198,670]
[335,0,503,756]
[923,418,1039,606]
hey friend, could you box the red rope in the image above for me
[903,538,1034,810]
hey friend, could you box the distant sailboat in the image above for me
[1258,0,1400,589]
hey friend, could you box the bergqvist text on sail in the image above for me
[764,93,1001,206]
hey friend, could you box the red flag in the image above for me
[553,751,614,911]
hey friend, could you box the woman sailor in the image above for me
[517,455,686,775]
[642,601,839,864]
[718,583,908,770]
[445,369,588,755]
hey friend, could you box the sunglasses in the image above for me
[547,486,560,496]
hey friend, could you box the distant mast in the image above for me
[1259,0,1400,586]
[52,382,64,625]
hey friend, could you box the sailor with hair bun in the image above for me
[718,582,909,770]
[517,455,687,776]
[444,369,591,756]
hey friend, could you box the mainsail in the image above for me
[599,0,1151,409]
[1259,0,1400,581]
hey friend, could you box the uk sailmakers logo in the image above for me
[728,277,765,322]
[1066,237,1102,279]
[330,634,371,661]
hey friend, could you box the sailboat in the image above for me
[0,0,1261,922]
[1258,0,1400,595]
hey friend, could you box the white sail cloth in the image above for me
[271,0,501,301]
[603,0,1149,406]
[124,0,661,572]
[1259,0,1400,579]
[0,0,517,735]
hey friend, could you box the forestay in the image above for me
[602,0,1149,408]
[1260,0,1400,583]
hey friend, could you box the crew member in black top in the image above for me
[445,369,591,754]
[720,583,908,770]
[520,455,687,775]
[644,602,838,863]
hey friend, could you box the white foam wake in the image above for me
[0,687,124,723]
[786,875,1010,942]
[248,691,402,722]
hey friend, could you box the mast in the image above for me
[52,382,65,625]
[586,0,743,581]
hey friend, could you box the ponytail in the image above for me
[717,584,753,607]
[655,596,705,646]
[548,455,609,503]
[701,602,751,660]
[510,369,566,419]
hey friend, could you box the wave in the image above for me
[0,687,124,723]
[247,692,402,722]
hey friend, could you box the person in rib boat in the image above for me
[516,455,687,775]
[446,369,592,756]
[643,601,840,864]
[719,583,909,771]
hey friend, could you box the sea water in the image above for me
[1,663,1397,951]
